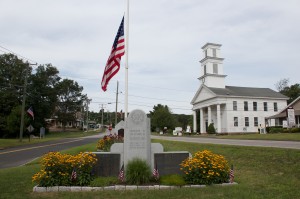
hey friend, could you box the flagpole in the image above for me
[124,0,129,119]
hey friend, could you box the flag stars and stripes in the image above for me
[101,16,125,92]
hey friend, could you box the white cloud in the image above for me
[1,0,299,115]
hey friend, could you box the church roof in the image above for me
[208,86,288,99]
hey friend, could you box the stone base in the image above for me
[33,182,238,192]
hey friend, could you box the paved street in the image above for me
[151,135,300,150]
[0,133,104,169]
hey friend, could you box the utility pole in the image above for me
[85,98,91,132]
[101,104,104,131]
[19,63,36,142]
[115,81,119,126]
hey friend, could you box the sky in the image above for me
[1,0,299,115]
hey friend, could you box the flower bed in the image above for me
[32,152,97,187]
[96,133,123,151]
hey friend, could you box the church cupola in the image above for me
[198,43,226,88]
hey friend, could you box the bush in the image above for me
[97,133,123,151]
[207,123,216,134]
[160,174,186,186]
[32,152,97,187]
[269,127,282,133]
[180,150,229,185]
[125,158,151,185]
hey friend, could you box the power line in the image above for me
[0,45,38,65]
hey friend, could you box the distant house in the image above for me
[46,111,84,131]
[267,96,300,127]
[191,43,288,134]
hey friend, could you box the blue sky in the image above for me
[1,0,299,114]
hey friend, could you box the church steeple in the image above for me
[198,43,226,88]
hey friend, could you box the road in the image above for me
[151,135,300,150]
[0,133,103,169]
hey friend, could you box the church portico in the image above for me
[193,103,227,134]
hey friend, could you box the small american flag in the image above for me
[152,163,159,181]
[118,164,125,182]
[27,106,34,120]
[71,168,77,181]
[101,16,125,91]
[229,165,234,183]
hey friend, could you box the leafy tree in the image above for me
[275,78,300,104]
[149,104,176,132]
[26,64,61,134]
[54,79,85,131]
[0,54,31,137]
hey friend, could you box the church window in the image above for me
[253,102,257,111]
[245,117,249,127]
[264,102,268,111]
[254,117,258,126]
[274,102,278,112]
[213,64,218,74]
[234,117,238,126]
[213,48,217,57]
[233,101,237,111]
[244,101,248,111]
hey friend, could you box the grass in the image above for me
[0,139,300,198]
[0,130,100,149]
[153,132,300,141]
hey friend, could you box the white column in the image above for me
[193,110,197,133]
[217,104,221,133]
[208,106,211,125]
[200,108,204,133]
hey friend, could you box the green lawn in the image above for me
[0,130,101,149]
[201,132,300,141]
[0,139,299,199]
[154,132,300,141]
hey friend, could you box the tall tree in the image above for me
[0,54,32,137]
[26,64,61,133]
[149,104,176,132]
[275,78,300,104]
[55,79,84,131]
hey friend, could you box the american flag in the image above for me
[118,164,125,182]
[101,16,125,91]
[229,165,234,183]
[27,106,34,120]
[152,163,159,181]
[71,168,77,181]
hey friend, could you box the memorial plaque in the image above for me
[124,109,151,167]
[92,153,120,177]
[154,152,190,176]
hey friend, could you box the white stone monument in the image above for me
[124,109,151,167]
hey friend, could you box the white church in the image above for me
[191,43,288,134]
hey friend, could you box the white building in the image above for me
[191,43,288,134]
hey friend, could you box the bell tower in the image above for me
[199,43,226,88]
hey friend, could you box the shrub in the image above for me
[125,158,151,185]
[160,174,186,186]
[32,152,97,187]
[180,150,229,185]
[207,123,216,134]
[269,127,282,133]
[97,133,123,151]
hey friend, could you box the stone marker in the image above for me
[92,153,120,176]
[124,109,151,167]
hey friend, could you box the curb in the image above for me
[33,182,238,192]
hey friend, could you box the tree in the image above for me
[55,79,85,131]
[0,54,31,137]
[275,78,300,104]
[26,64,61,134]
[149,104,176,132]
